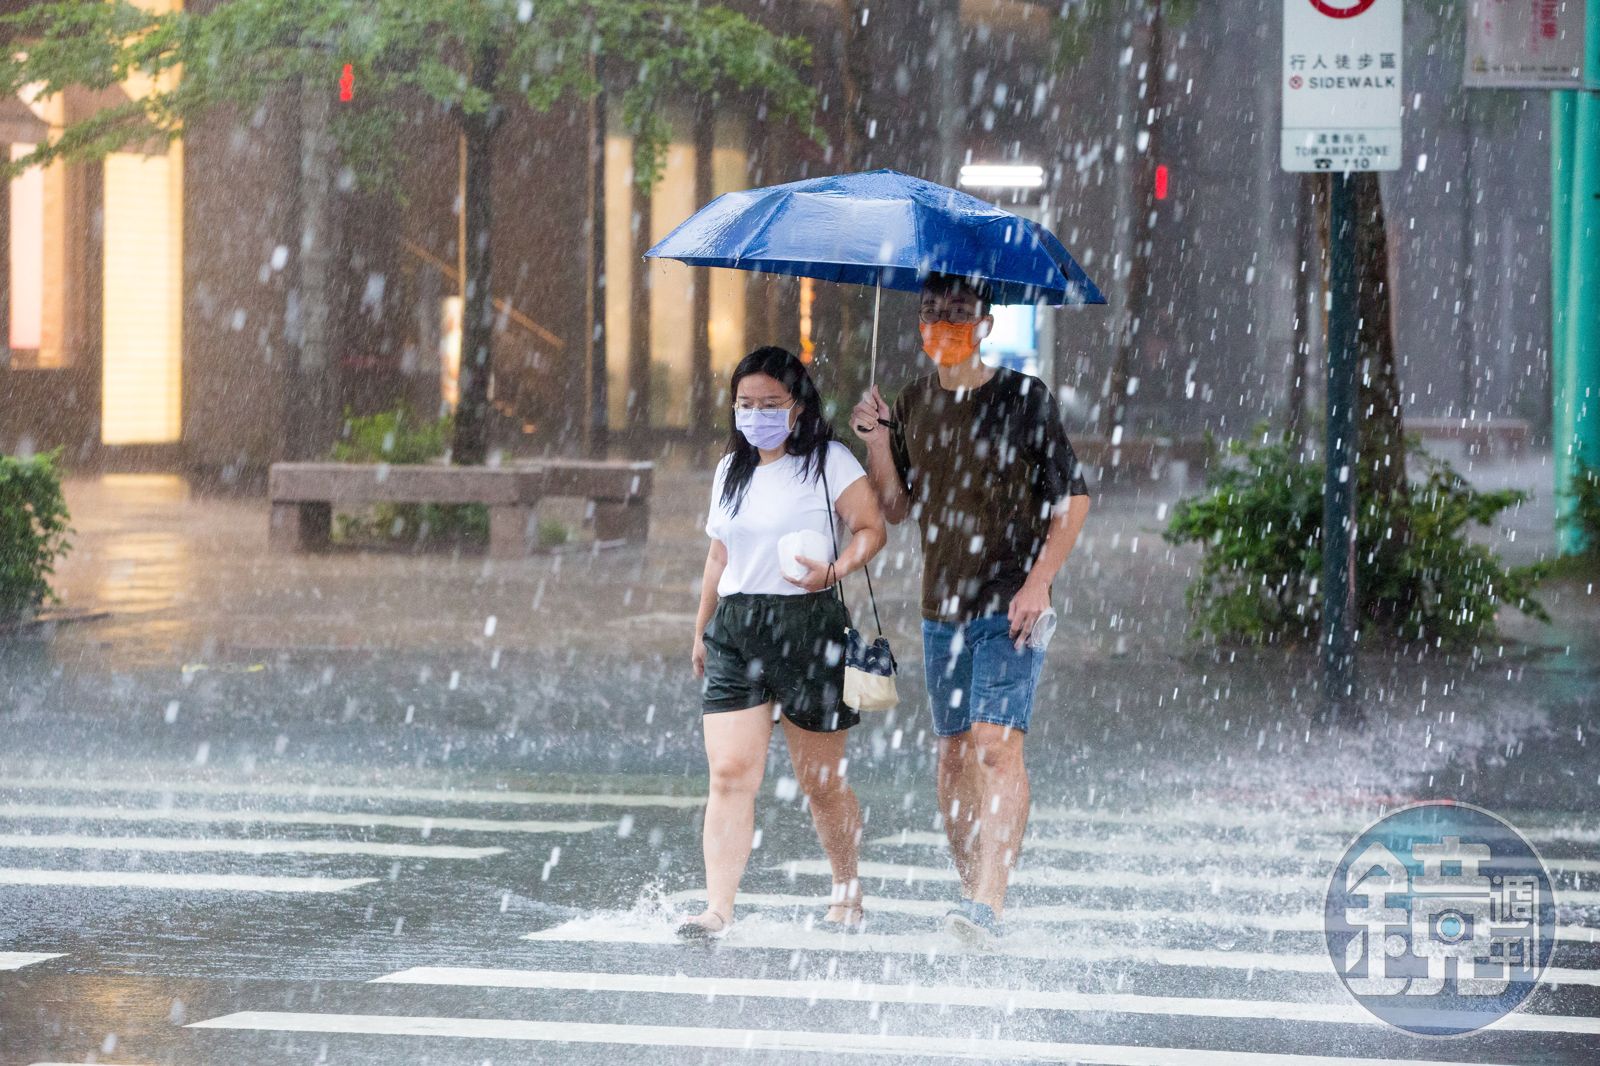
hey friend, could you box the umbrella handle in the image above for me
[869,277,881,389]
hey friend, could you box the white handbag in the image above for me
[822,466,899,712]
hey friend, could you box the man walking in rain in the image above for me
[853,274,1092,947]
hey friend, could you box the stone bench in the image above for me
[1074,436,1210,485]
[1407,417,1530,456]
[267,460,653,558]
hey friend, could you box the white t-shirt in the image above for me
[705,442,867,597]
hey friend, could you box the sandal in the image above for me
[675,909,731,941]
[821,900,866,930]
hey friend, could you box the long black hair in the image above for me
[720,346,836,517]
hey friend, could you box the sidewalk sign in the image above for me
[1282,0,1403,173]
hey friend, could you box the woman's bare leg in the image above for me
[781,716,863,923]
[684,703,774,931]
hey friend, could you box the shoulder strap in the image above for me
[820,450,884,637]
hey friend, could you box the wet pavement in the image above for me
[2,450,1598,1064]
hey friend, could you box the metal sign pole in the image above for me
[870,277,882,387]
[1322,172,1359,723]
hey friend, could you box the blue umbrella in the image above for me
[644,168,1105,382]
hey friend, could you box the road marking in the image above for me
[370,966,1600,1036]
[0,832,505,860]
[0,952,62,971]
[781,858,1321,894]
[0,869,377,893]
[1030,805,1600,846]
[872,830,1600,876]
[778,858,1600,906]
[186,1012,1529,1064]
[658,889,1600,944]
[0,803,610,835]
[521,920,1600,987]
[0,775,706,809]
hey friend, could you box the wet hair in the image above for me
[922,272,994,317]
[720,346,836,517]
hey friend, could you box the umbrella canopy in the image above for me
[644,168,1104,307]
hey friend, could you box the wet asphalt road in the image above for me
[3,635,1599,1066]
[3,458,1600,1064]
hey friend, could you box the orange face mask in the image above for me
[919,320,990,367]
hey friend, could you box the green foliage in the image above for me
[2,0,819,191]
[538,517,572,549]
[1052,0,1200,68]
[330,408,488,544]
[1164,431,1548,649]
[0,450,73,621]
[331,406,453,465]
[1558,459,1600,557]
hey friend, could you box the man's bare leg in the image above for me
[966,721,1029,918]
[936,733,985,898]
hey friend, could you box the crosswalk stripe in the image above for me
[520,920,1600,988]
[871,830,1600,876]
[0,869,377,893]
[370,966,1600,1036]
[779,858,1600,906]
[0,802,610,835]
[658,889,1600,945]
[185,1011,1528,1064]
[0,952,62,971]
[1030,805,1600,846]
[0,775,707,809]
[781,858,1324,895]
[0,832,506,860]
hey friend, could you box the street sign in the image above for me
[1464,0,1589,89]
[1281,0,1403,172]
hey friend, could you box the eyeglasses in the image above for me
[919,307,982,325]
[732,398,796,412]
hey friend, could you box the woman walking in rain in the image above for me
[677,346,886,940]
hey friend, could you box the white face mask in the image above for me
[735,407,794,449]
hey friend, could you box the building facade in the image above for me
[1,0,1556,479]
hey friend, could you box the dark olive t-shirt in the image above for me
[891,368,1090,623]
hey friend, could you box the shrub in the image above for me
[538,517,571,549]
[329,407,487,543]
[1164,431,1548,649]
[0,450,72,621]
[1558,459,1600,556]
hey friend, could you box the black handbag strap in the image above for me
[821,459,884,638]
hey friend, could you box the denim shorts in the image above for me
[922,614,1046,737]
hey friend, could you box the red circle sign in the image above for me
[1309,0,1377,16]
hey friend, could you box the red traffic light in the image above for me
[1154,164,1169,201]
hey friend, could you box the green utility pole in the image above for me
[1552,10,1600,555]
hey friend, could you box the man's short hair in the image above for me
[922,273,994,316]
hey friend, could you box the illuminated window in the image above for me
[798,277,816,364]
[981,303,1040,378]
[8,144,43,354]
[606,107,748,430]
[648,128,695,427]
[101,150,182,444]
[439,295,462,412]
[708,115,748,387]
[603,120,633,431]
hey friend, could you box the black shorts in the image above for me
[701,591,860,733]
